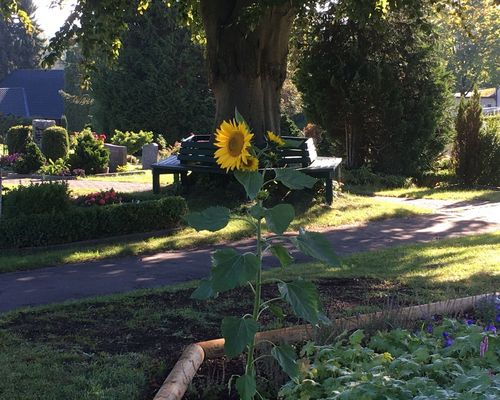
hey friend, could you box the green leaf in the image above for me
[349,329,365,346]
[248,204,266,219]
[211,249,260,293]
[269,244,294,268]
[291,228,340,266]
[271,344,299,379]
[278,279,321,325]
[268,304,285,320]
[235,107,248,128]
[264,204,295,235]
[222,316,258,358]
[235,374,257,400]
[275,168,317,190]
[234,170,264,200]
[190,278,216,300]
[185,206,230,232]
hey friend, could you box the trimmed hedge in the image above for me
[41,126,70,161]
[0,196,187,248]
[6,125,32,154]
[3,182,71,218]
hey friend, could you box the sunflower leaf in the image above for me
[234,170,264,200]
[235,107,249,128]
[264,204,295,235]
[211,249,260,293]
[185,206,230,232]
[275,169,317,190]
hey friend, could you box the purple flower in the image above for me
[466,319,475,325]
[485,324,497,333]
[426,323,433,333]
[442,331,449,338]
[495,314,500,323]
[444,337,454,347]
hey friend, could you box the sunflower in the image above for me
[214,120,254,171]
[267,131,285,146]
[240,156,259,172]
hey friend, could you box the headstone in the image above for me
[104,143,127,173]
[32,119,56,147]
[142,143,159,169]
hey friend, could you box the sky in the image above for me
[33,0,76,39]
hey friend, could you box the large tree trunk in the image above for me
[200,0,295,143]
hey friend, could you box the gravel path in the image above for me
[0,197,498,313]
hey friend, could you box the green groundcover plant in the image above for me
[280,312,500,399]
[185,111,339,400]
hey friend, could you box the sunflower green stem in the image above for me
[245,200,264,378]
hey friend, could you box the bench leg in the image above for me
[325,173,333,205]
[153,170,160,194]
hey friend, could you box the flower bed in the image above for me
[158,294,499,400]
[280,313,499,399]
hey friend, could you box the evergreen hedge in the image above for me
[41,126,70,161]
[6,125,32,154]
[0,196,187,248]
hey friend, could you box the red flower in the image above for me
[99,199,105,205]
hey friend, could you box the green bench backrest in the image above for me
[178,134,317,168]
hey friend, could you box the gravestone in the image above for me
[142,143,159,169]
[104,143,127,173]
[32,119,55,147]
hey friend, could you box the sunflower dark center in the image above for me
[228,131,244,156]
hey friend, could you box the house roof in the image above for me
[0,69,64,119]
[0,87,29,117]
[454,87,498,99]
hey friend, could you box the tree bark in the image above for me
[200,0,295,143]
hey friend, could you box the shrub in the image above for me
[6,125,32,154]
[12,141,46,174]
[280,114,303,137]
[111,129,154,155]
[39,158,71,176]
[2,182,71,218]
[453,91,482,185]
[343,165,411,188]
[69,129,109,174]
[477,115,500,186]
[41,126,70,161]
[0,196,188,248]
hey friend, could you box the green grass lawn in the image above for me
[0,194,428,273]
[82,169,174,185]
[348,185,500,202]
[0,232,498,400]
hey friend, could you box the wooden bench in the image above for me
[152,134,342,204]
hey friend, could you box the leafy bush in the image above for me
[280,318,499,399]
[41,126,70,161]
[477,115,500,186]
[2,182,71,218]
[69,129,109,174]
[343,165,411,189]
[12,141,46,174]
[0,196,187,248]
[111,129,154,155]
[452,91,482,185]
[6,125,32,154]
[0,114,31,145]
[280,114,302,137]
[39,158,71,176]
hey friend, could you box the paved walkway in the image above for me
[3,177,152,193]
[0,197,498,313]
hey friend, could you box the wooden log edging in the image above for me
[153,292,497,400]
